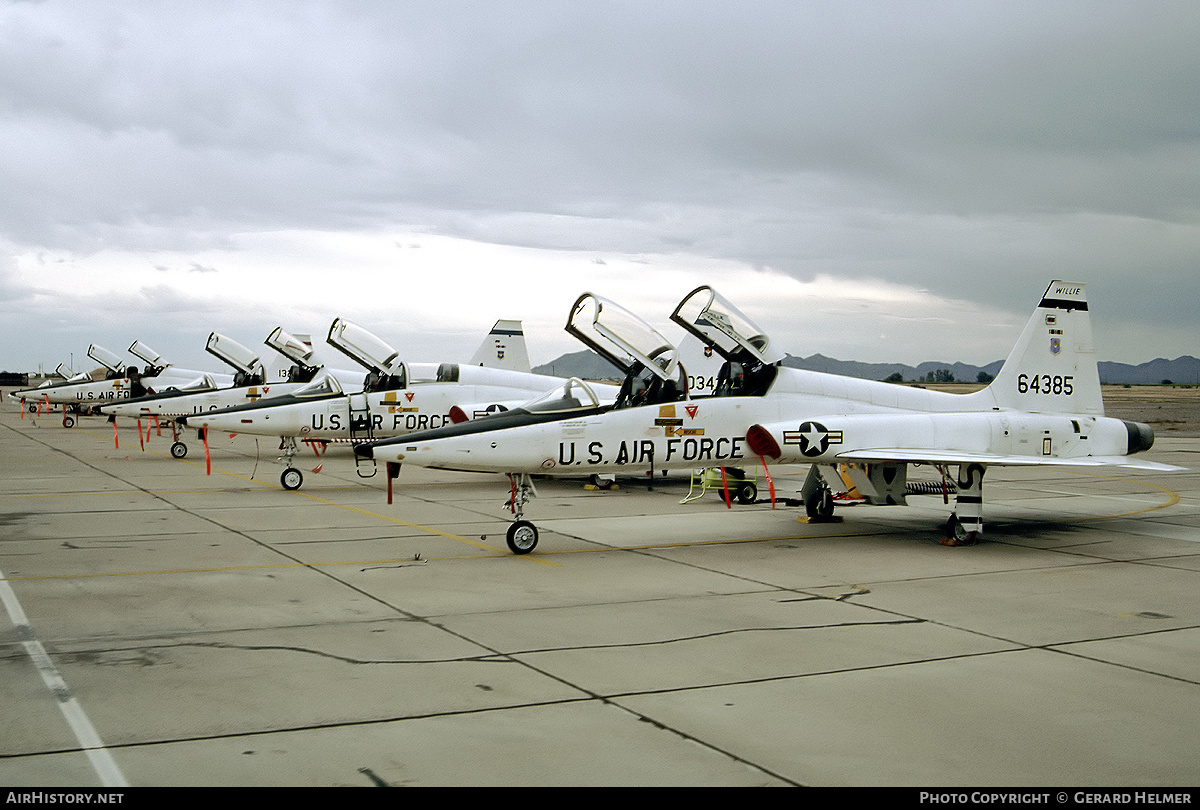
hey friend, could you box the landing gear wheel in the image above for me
[170,441,188,459]
[62,415,75,428]
[941,513,978,546]
[281,467,304,491]
[736,481,758,504]
[805,487,834,520]
[27,403,37,413]
[506,520,539,554]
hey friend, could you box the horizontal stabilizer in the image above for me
[837,448,1185,472]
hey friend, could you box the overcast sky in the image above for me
[2,0,1198,375]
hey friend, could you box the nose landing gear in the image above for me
[504,474,539,554]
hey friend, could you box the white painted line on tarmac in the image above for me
[0,569,130,787]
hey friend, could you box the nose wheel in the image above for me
[501,474,540,554]
[506,520,539,554]
[170,441,188,459]
[281,467,304,491]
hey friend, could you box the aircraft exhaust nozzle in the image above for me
[1123,421,1155,455]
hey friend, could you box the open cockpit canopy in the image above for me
[264,327,321,383]
[127,340,168,376]
[127,340,161,366]
[327,319,407,384]
[566,293,688,407]
[87,344,125,374]
[566,293,679,382]
[206,333,261,375]
[670,286,783,366]
[265,327,315,365]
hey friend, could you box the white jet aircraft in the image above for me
[97,328,369,458]
[358,281,1181,554]
[11,342,231,427]
[178,318,608,491]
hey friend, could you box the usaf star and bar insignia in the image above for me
[783,421,843,457]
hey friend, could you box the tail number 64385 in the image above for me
[1018,374,1073,395]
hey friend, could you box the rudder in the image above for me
[986,281,1103,415]
[470,320,531,373]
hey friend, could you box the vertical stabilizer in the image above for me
[471,320,530,373]
[987,281,1103,415]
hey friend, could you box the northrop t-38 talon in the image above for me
[359,281,1182,554]
[178,319,613,491]
[97,328,364,458]
[11,341,233,427]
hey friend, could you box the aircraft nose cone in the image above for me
[1123,420,1155,454]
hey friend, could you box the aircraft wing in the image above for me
[835,448,1185,472]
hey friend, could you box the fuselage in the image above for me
[99,381,309,419]
[365,366,1146,474]
[180,366,613,443]
[12,367,230,408]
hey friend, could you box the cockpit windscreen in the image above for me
[520,378,603,415]
[293,374,344,399]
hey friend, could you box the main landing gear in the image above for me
[939,463,985,546]
[164,422,190,459]
[801,465,837,522]
[805,486,834,520]
[504,473,539,554]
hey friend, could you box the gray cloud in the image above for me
[1,1,1197,368]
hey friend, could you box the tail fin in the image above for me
[987,281,1103,415]
[470,320,530,373]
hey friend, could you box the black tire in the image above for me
[944,513,978,545]
[281,467,304,491]
[805,487,834,520]
[62,415,75,428]
[506,520,538,554]
[589,474,616,490]
[736,481,757,504]
[170,441,188,459]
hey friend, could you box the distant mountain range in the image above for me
[533,351,1200,386]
